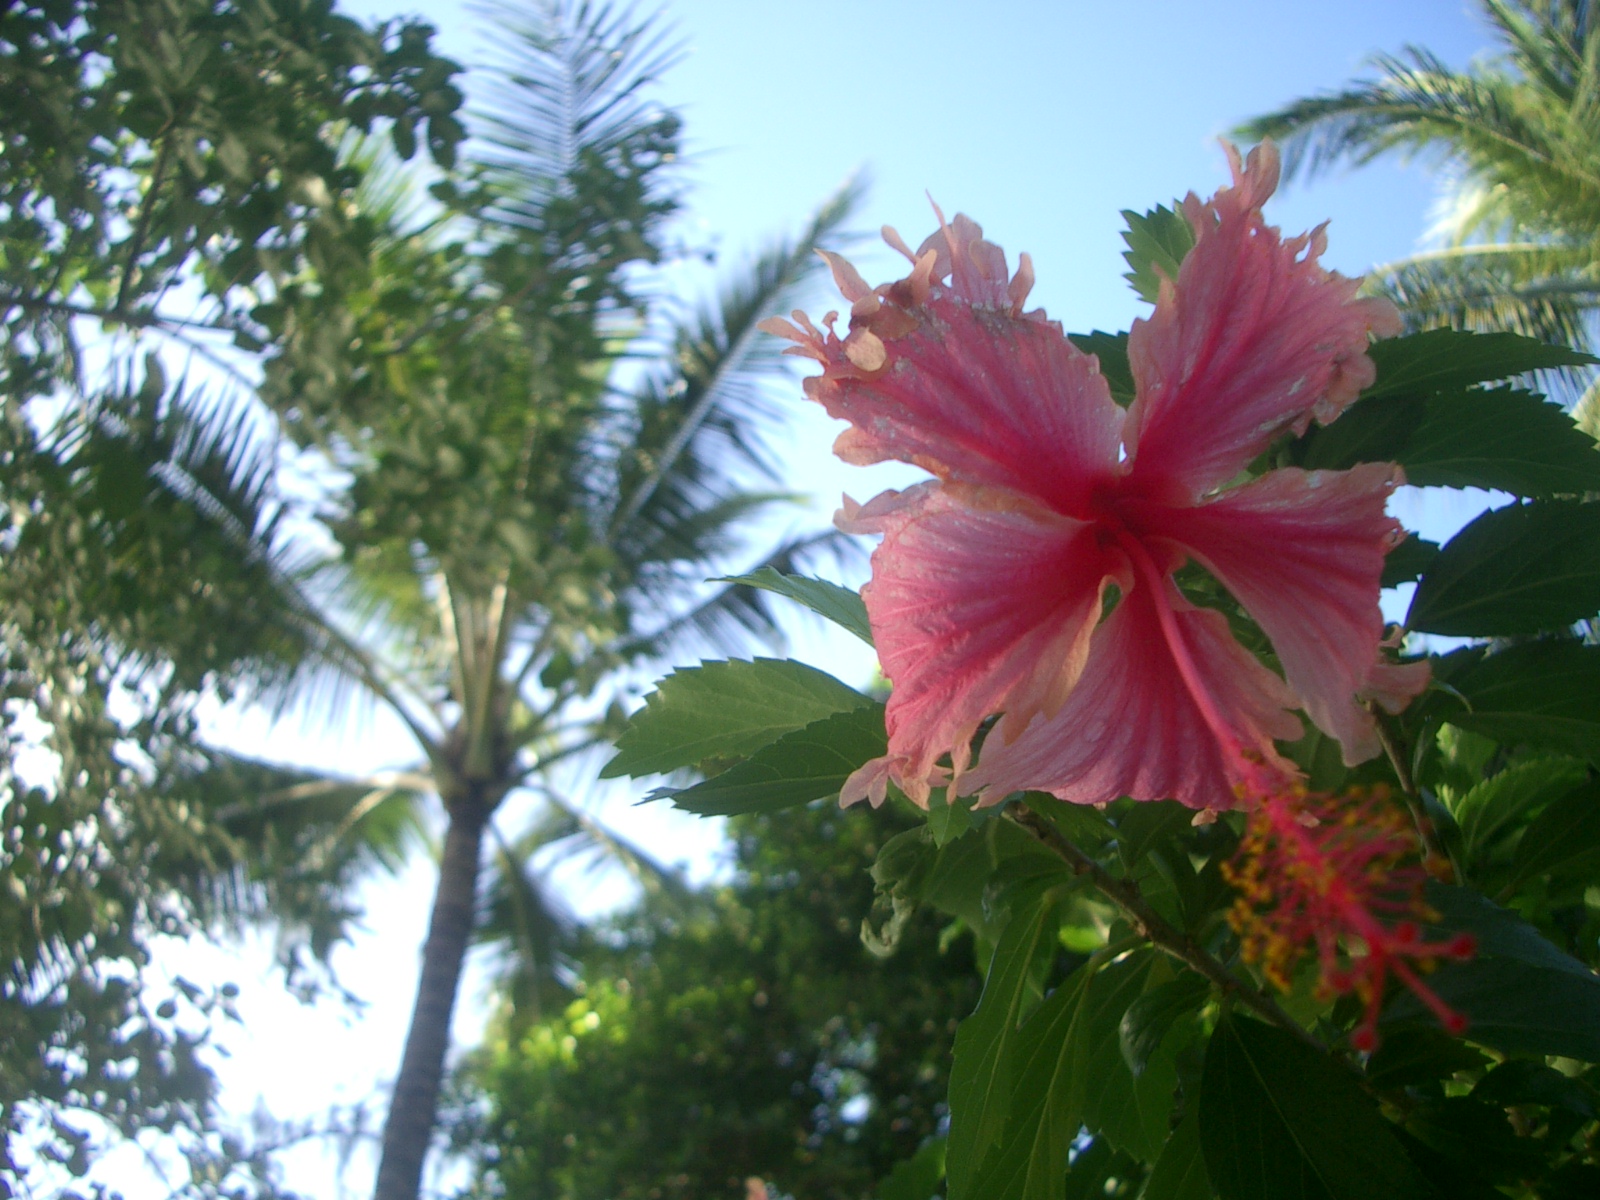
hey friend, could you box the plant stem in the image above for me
[1006,803,1325,1054]
[1372,710,1463,883]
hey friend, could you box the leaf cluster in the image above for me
[600,297,1600,1198]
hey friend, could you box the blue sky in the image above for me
[99,2,1509,1195]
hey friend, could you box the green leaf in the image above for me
[1067,330,1135,406]
[1426,642,1600,764]
[1407,501,1600,636]
[927,790,975,848]
[878,1137,947,1200]
[1473,1061,1598,1120]
[1386,885,1600,1060]
[1364,328,1596,401]
[965,951,1182,1200]
[1297,395,1425,473]
[1449,756,1587,861]
[1381,536,1438,588]
[1120,971,1209,1077]
[1421,883,1592,978]
[1115,800,1193,871]
[1508,776,1600,887]
[1142,1106,1214,1200]
[1121,204,1195,305]
[1299,388,1600,498]
[946,890,1063,1200]
[1198,1014,1430,1200]
[1400,388,1600,495]
[601,659,872,779]
[662,704,886,816]
[719,567,874,645]
[1080,955,1181,1161]
[1363,1027,1488,1090]
[1385,958,1600,1061]
[963,966,1096,1200]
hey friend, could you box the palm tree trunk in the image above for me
[373,790,489,1200]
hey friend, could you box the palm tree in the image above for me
[1241,0,1600,379]
[5,2,856,1190]
[193,5,861,1198]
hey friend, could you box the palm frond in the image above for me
[540,791,695,910]
[603,173,867,553]
[477,817,580,1024]
[1368,244,1600,346]
[470,0,682,223]
[156,749,431,972]
[1243,48,1579,187]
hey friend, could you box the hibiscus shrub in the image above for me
[605,145,1600,1200]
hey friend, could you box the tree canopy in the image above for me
[458,801,978,1200]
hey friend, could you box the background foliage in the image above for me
[600,214,1600,1200]
[458,800,978,1200]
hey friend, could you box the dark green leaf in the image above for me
[1142,1106,1214,1200]
[1426,642,1600,764]
[1120,971,1209,1077]
[1472,1061,1598,1119]
[1392,1127,1505,1200]
[1364,329,1595,401]
[1297,395,1425,472]
[1400,388,1600,495]
[719,567,874,645]
[1198,1014,1430,1200]
[601,658,871,779]
[1508,776,1600,887]
[1400,1096,1543,1185]
[1080,955,1181,1161]
[1363,1026,1488,1090]
[1067,330,1134,406]
[1299,387,1600,498]
[1407,501,1600,636]
[946,890,1063,1200]
[1381,536,1438,588]
[663,704,886,816]
[878,1137,947,1200]
[1421,883,1592,978]
[1121,204,1194,305]
[1116,800,1193,871]
[1385,958,1600,1061]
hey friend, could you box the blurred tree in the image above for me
[1242,1,1600,387]
[2,0,462,1190]
[2,0,856,1195]
[455,801,979,1200]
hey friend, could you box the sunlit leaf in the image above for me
[719,566,873,645]
[662,704,886,816]
[601,658,872,779]
[1121,204,1194,305]
[1364,328,1595,400]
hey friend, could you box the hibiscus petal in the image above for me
[785,228,1126,517]
[1151,463,1427,765]
[966,579,1302,810]
[848,482,1129,806]
[1123,142,1402,501]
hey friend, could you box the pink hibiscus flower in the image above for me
[760,142,1428,816]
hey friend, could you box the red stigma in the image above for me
[1221,783,1474,1049]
